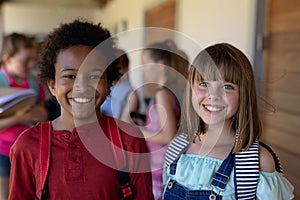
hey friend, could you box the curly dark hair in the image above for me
[38,19,120,85]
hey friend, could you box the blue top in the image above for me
[101,76,133,118]
[163,154,294,200]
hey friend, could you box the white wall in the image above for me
[95,0,167,91]
[96,0,257,92]
[2,3,99,37]
[177,0,257,62]
[2,0,257,62]
[1,0,257,106]
[2,0,257,58]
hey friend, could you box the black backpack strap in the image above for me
[259,141,284,173]
[117,171,133,200]
[106,117,133,200]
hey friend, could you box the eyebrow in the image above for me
[60,68,77,73]
[60,68,105,73]
[90,68,104,72]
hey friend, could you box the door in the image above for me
[143,0,176,99]
[262,0,300,198]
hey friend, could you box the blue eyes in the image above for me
[89,75,102,80]
[224,84,234,90]
[199,82,208,87]
[199,82,235,90]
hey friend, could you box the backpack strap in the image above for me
[36,118,134,200]
[234,141,259,200]
[259,141,283,173]
[106,117,133,200]
[0,71,9,87]
[37,122,52,200]
[164,133,189,166]
[234,141,284,199]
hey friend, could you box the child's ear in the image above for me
[47,80,56,96]
[2,54,10,63]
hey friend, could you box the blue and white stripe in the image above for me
[235,141,259,200]
[165,133,189,166]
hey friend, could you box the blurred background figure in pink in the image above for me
[0,32,48,199]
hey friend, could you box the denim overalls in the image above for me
[163,151,234,200]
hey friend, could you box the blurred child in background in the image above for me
[139,39,189,200]
[0,33,48,200]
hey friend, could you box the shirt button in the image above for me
[69,143,77,149]
[64,134,70,139]
[70,156,77,162]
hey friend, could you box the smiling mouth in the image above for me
[203,105,224,112]
[72,97,93,104]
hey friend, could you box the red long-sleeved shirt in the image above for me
[9,116,154,200]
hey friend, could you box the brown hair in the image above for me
[1,33,36,65]
[179,43,261,152]
[142,39,189,103]
[143,39,188,79]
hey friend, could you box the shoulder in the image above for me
[11,123,40,158]
[155,88,177,105]
[165,133,189,166]
[259,144,276,172]
[14,123,40,145]
[114,118,147,150]
[115,118,142,136]
[155,88,173,98]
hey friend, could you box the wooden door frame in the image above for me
[253,0,267,98]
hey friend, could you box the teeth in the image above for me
[73,98,92,103]
[205,106,222,112]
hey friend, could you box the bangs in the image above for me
[189,47,241,85]
[220,61,241,84]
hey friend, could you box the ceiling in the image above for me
[1,0,109,8]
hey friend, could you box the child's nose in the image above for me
[208,86,224,100]
[74,75,88,90]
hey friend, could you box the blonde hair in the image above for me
[179,43,261,152]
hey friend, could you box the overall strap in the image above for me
[37,122,52,200]
[106,117,133,200]
[211,151,235,191]
[165,133,189,166]
[0,71,9,87]
[169,158,180,175]
[234,141,259,200]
